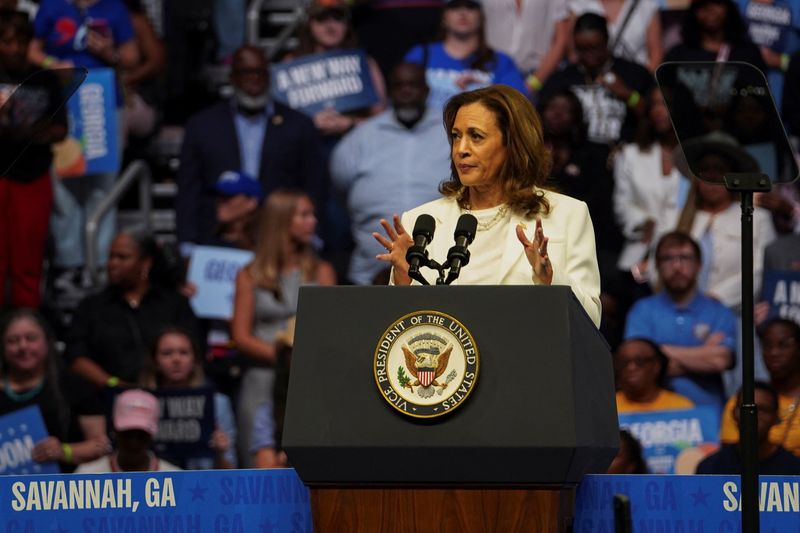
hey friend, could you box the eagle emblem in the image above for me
[398,333,457,399]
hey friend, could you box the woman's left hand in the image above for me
[516,218,553,285]
[210,428,230,453]
[31,437,63,463]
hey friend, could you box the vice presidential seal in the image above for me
[374,311,479,418]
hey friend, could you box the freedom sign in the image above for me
[619,406,721,474]
[0,406,60,476]
[271,49,378,116]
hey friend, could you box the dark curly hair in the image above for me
[681,0,749,48]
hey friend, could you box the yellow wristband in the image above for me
[41,56,56,68]
[61,443,73,463]
[781,53,791,72]
[106,376,120,388]
[526,74,543,91]
[627,90,641,108]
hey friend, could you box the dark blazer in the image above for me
[176,100,327,245]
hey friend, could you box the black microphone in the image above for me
[445,214,478,285]
[405,214,436,285]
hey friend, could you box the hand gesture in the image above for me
[313,108,354,136]
[516,218,553,285]
[372,214,414,285]
[86,29,115,64]
[32,437,63,463]
[210,428,230,453]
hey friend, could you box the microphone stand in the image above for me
[725,171,771,533]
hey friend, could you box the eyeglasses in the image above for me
[657,254,697,265]
[615,356,658,370]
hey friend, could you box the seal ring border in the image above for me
[373,309,480,419]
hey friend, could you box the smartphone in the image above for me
[613,494,633,533]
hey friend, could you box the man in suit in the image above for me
[177,45,326,257]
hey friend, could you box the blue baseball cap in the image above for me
[215,171,264,201]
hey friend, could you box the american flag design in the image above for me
[418,368,436,387]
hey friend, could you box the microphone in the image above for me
[405,214,436,285]
[445,214,478,285]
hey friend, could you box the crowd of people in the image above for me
[0,0,800,476]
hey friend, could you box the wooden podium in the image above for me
[283,286,618,533]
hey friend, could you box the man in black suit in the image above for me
[177,45,326,255]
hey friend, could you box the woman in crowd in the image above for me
[568,0,662,72]
[613,88,689,293]
[122,0,166,141]
[289,0,386,138]
[403,0,527,111]
[140,327,237,469]
[0,309,109,469]
[664,0,765,68]
[615,338,694,413]
[720,318,800,457]
[232,190,335,467]
[373,85,601,326]
[66,228,200,389]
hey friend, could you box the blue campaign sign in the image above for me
[762,270,800,323]
[619,407,720,474]
[188,246,254,320]
[575,474,800,531]
[0,469,312,532]
[0,406,60,476]
[271,49,378,116]
[152,387,216,465]
[742,0,794,51]
[55,67,119,177]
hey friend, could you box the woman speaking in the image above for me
[373,85,602,327]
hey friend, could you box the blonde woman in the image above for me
[231,190,335,467]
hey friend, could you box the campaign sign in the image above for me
[762,270,800,323]
[619,407,721,474]
[54,68,119,177]
[0,406,59,476]
[0,469,312,532]
[271,49,378,116]
[152,387,216,464]
[188,246,254,320]
[575,474,800,531]
[743,0,793,51]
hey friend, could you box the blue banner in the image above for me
[152,388,216,465]
[0,406,59,476]
[576,474,800,531]
[762,270,800,323]
[619,407,721,474]
[0,469,311,532]
[54,68,119,177]
[743,0,793,51]
[271,49,378,116]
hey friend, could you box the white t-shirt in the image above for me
[569,0,660,67]
[484,0,570,73]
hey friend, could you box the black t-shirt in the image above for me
[0,67,68,181]
[540,58,654,146]
[65,285,201,384]
[696,444,800,475]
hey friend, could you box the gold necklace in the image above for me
[464,204,509,232]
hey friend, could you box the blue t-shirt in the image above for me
[404,42,527,110]
[33,0,134,69]
[624,291,737,411]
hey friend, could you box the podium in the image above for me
[283,286,618,533]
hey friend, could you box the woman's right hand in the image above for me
[372,214,414,285]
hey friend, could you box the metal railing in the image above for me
[85,159,152,285]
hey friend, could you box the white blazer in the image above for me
[398,190,602,327]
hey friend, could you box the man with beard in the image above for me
[176,45,326,256]
[624,231,737,412]
[330,63,449,284]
